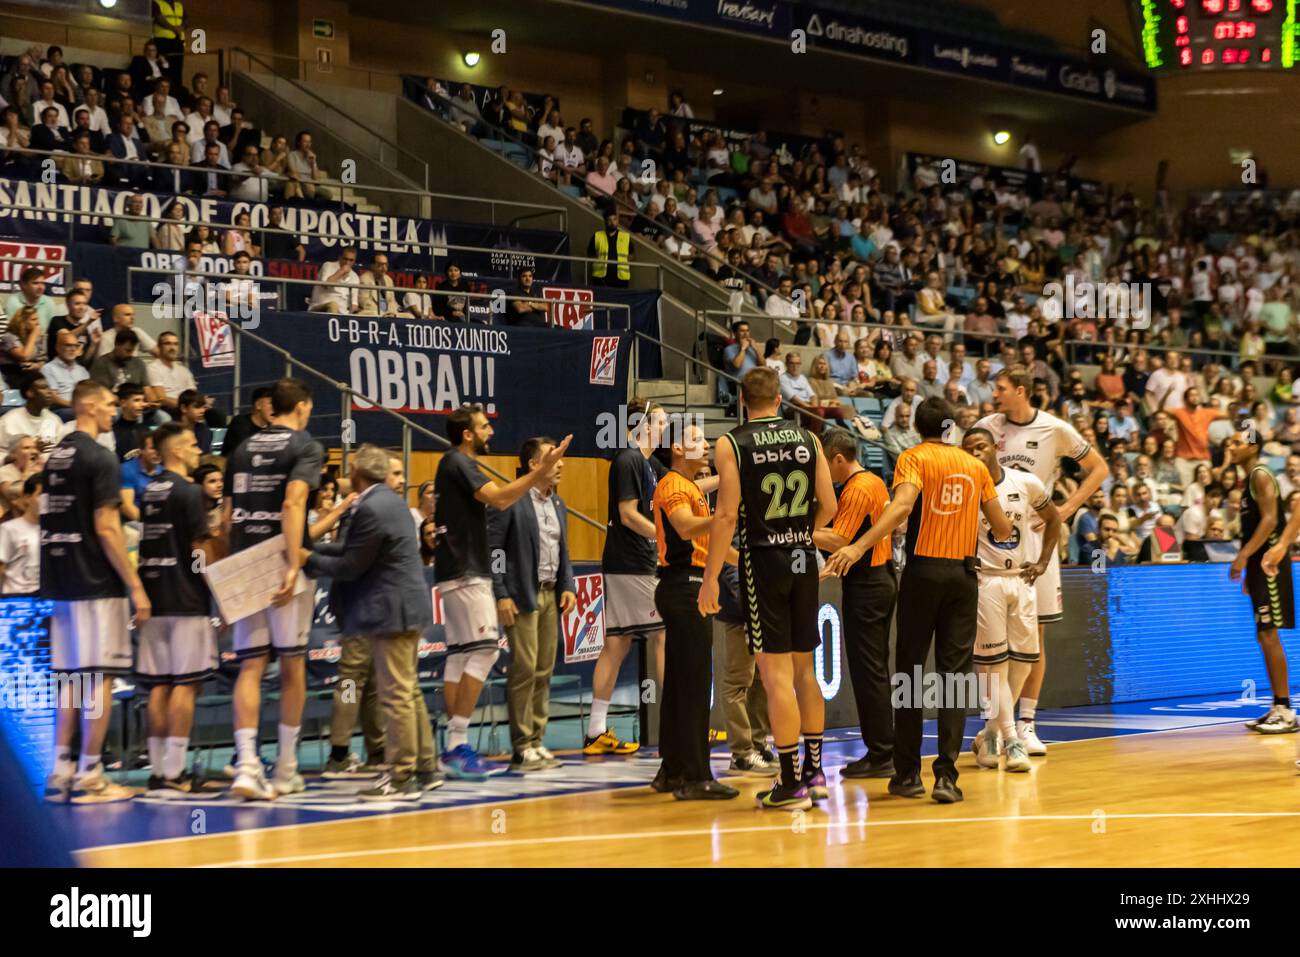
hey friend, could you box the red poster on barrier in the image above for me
[0,240,66,294]
[542,286,594,329]
[561,573,606,663]
[192,311,235,368]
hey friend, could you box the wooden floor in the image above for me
[79,722,1300,867]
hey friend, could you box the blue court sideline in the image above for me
[53,692,1267,853]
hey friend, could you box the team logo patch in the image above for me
[1027,440,1039,449]
[1008,492,1021,501]
[543,286,595,329]
[562,573,606,663]
[590,336,619,386]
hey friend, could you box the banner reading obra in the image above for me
[200,311,632,457]
[0,177,571,279]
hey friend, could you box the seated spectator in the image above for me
[177,389,213,453]
[506,269,549,328]
[1,268,53,337]
[0,373,60,454]
[141,89,177,150]
[41,329,89,419]
[286,130,335,201]
[962,297,1001,356]
[230,143,271,202]
[403,274,436,320]
[822,330,860,390]
[128,40,171,101]
[0,436,43,506]
[153,200,186,251]
[68,107,105,154]
[1176,482,1224,544]
[882,377,921,428]
[357,254,400,317]
[260,206,305,262]
[223,385,273,457]
[1072,489,1106,563]
[0,106,32,170]
[890,333,926,381]
[111,383,151,459]
[145,331,197,416]
[0,305,44,382]
[109,193,151,248]
[29,104,69,154]
[221,211,260,257]
[432,263,471,322]
[32,79,69,130]
[89,328,147,390]
[191,140,230,197]
[446,83,481,133]
[917,359,946,401]
[95,304,159,359]
[805,355,850,424]
[881,399,921,466]
[765,276,800,326]
[119,432,163,522]
[309,247,360,314]
[916,271,959,336]
[1095,513,1130,566]
[106,113,149,188]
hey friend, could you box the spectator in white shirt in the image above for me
[140,77,182,120]
[404,274,436,320]
[552,127,585,175]
[286,130,335,200]
[96,304,159,359]
[32,80,69,129]
[229,143,271,202]
[145,330,197,414]
[765,277,801,323]
[212,86,236,127]
[190,119,230,166]
[309,247,360,314]
[1144,350,1189,412]
[0,374,61,455]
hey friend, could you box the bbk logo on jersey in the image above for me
[751,445,808,465]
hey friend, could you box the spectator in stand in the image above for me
[446,83,482,134]
[805,355,850,423]
[106,113,149,188]
[588,209,632,289]
[966,358,995,407]
[58,129,103,186]
[357,254,400,317]
[230,143,271,202]
[881,399,921,468]
[963,296,1001,356]
[109,193,151,249]
[890,333,926,382]
[129,38,172,98]
[177,389,213,453]
[1167,385,1228,486]
[2,268,53,337]
[32,79,69,130]
[286,131,334,200]
[765,276,800,326]
[917,271,959,337]
[89,328,147,391]
[0,374,59,455]
[192,140,229,198]
[882,378,922,429]
[0,437,43,509]
[1145,350,1188,413]
[41,329,88,421]
[0,306,44,382]
[95,304,159,360]
[29,105,69,154]
[260,206,305,262]
[145,331,196,418]
[111,383,151,459]
[506,269,549,328]
[823,330,860,390]
[403,274,436,321]
[309,247,360,314]
[223,385,272,456]
[433,263,471,322]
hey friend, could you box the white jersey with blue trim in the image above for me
[976,466,1050,572]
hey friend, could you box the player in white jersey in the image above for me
[962,429,1061,772]
[974,366,1107,754]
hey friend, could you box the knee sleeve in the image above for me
[461,645,500,683]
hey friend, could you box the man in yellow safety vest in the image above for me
[152,0,186,84]
[587,209,632,288]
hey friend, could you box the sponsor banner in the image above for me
[562,573,606,664]
[800,7,916,63]
[0,177,571,279]
[590,0,789,36]
[203,312,632,457]
[920,37,1006,81]
[0,239,66,295]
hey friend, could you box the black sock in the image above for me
[1275,696,1291,709]
[777,743,799,789]
[330,745,349,762]
[803,732,823,776]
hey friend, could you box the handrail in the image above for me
[230,47,430,193]
[181,306,608,536]
[0,9,162,58]
[0,143,568,232]
[411,87,779,315]
[0,254,75,280]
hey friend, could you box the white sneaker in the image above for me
[70,766,134,804]
[272,765,306,795]
[1255,706,1299,734]
[1003,738,1031,772]
[231,762,276,801]
[972,729,1001,769]
[44,770,73,804]
[534,745,561,768]
[1245,705,1277,730]
[1017,721,1047,755]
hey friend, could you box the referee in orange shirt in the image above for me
[824,398,1012,803]
[813,428,898,779]
[650,423,740,801]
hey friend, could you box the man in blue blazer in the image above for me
[488,436,577,772]
[304,444,437,801]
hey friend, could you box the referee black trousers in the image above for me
[894,557,978,783]
[842,563,898,764]
[655,572,714,783]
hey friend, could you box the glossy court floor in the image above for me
[66,694,1300,867]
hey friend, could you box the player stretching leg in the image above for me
[975,367,1106,755]
[699,368,837,811]
[963,429,1061,772]
[1227,433,1296,733]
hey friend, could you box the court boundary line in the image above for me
[71,717,1261,859]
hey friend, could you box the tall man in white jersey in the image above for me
[974,366,1107,754]
[962,428,1061,772]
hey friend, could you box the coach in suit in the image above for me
[488,436,576,771]
[304,444,437,797]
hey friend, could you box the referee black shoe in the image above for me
[650,768,685,793]
[842,755,895,779]
[887,773,925,798]
[673,780,740,801]
[931,776,963,804]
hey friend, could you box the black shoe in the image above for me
[887,773,926,798]
[650,767,685,793]
[673,779,740,801]
[416,770,444,791]
[146,774,164,793]
[758,746,777,764]
[931,776,963,804]
[842,755,895,779]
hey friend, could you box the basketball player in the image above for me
[962,428,1061,772]
[1226,432,1296,733]
[824,397,1012,803]
[699,367,837,811]
[434,404,571,779]
[975,367,1107,754]
[225,378,323,800]
[138,423,223,794]
[812,428,898,778]
[651,423,739,800]
[42,380,150,804]
[587,398,666,755]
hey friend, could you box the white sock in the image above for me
[53,747,74,779]
[163,737,189,780]
[587,699,610,738]
[77,753,101,775]
[234,727,259,767]
[148,736,165,774]
[448,715,469,750]
[1019,697,1038,723]
[277,723,300,771]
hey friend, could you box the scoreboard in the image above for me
[1134,0,1299,70]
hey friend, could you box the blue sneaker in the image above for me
[438,744,494,782]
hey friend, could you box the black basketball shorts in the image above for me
[739,546,820,655]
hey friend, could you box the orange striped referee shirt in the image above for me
[653,469,711,570]
[832,469,891,568]
[891,441,996,560]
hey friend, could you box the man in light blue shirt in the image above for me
[778,352,816,407]
[1109,399,1141,442]
[822,329,857,385]
[720,319,760,404]
[41,329,89,421]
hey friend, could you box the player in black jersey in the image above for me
[1226,432,1296,734]
[137,423,223,794]
[699,367,836,811]
[223,379,324,800]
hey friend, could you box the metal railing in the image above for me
[0,254,76,289]
[0,144,568,232]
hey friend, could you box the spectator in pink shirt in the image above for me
[962,296,1001,356]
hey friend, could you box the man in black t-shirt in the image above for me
[223,378,323,801]
[137,423,221,794]
[586,399,669,756]
[111,382,150,460]
[221,385,272,457]
[41,380,151,805]
[434,404,570,781]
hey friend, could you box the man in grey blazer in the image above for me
[304,445,438,801]
[488,437,577,772]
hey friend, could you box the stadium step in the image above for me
[636,379,716,407]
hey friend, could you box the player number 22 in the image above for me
[761,470,810,520]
